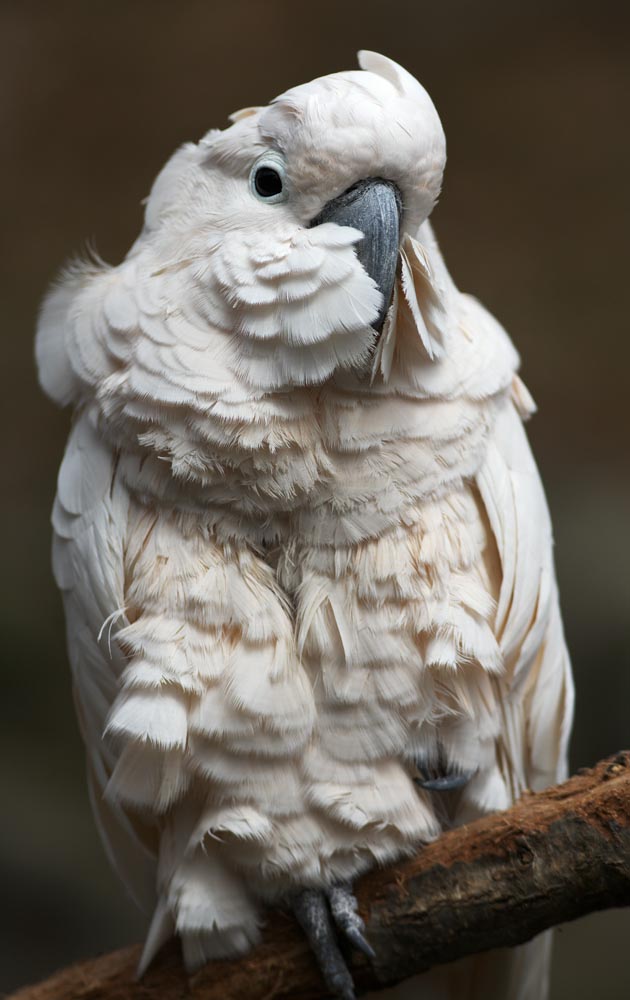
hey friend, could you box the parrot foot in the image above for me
[414,750,477,792]
[292,882,374,999]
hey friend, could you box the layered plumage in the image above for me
[36,51,573,997]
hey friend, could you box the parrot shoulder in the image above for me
[36,260,88,406]
[35,255,115,407]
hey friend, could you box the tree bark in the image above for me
[11,753,630,1000]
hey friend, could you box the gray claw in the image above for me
[329,882,376,959]
[415,770,476,791]
[293,888,356,999]
[415,746,477,792]
[344,926,376,959]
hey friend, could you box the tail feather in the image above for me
[137,807,263,976]
[137,898,174,978]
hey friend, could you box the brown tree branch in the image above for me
[11,753,630,1000]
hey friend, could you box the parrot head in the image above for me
[134,50,446,389]
[37,51,447,413]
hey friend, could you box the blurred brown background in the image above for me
[1,0,629,996]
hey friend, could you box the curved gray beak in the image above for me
[309,179,402,333]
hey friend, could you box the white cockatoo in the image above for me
[36,51,573,999]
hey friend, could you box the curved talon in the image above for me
[415,747,478,792]
[293,888,356,1000]
[328,882,376,959]
[344,925,376,959]
[415,769,477,792]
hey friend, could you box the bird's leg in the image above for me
[414,744,477,792]
[293,889,356,1000]
[292,883,374,1000]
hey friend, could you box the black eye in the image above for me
[249,154,288,204]
[254,166,283,198]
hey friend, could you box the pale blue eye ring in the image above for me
[249,153,289,204]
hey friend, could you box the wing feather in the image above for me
[52,414,157,911]
[477,397,574,790]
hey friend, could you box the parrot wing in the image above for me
[52,412,157,913]
[475,347,574,795]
